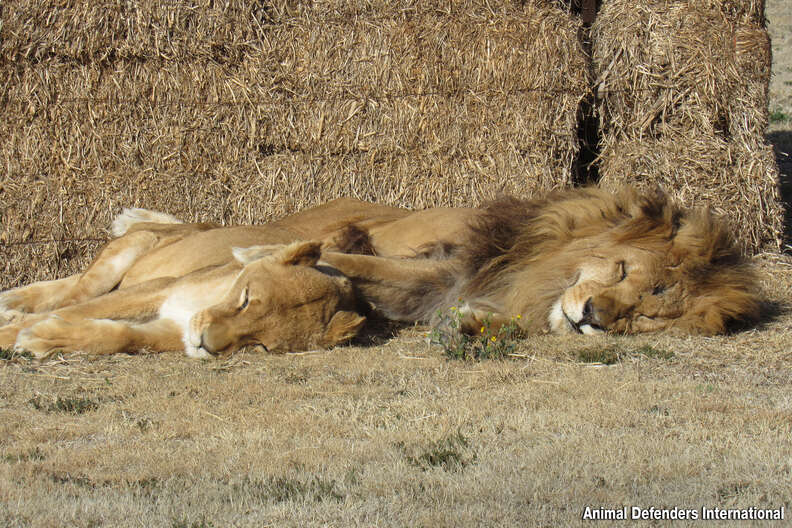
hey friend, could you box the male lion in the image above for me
[313,187,762,336]
[0,210,365,358]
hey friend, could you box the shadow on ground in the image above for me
[768,130,792,249]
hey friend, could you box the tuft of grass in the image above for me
[632,344,674,360]
[403,431,476,472]
[575,346,621,365]
[770,109,790,123]
[50,473,96,488]
[575,344,674,364]
[3,447,45,463]
[647,405,671,416]
[29,395,100,414]
[716,481,752,501]
[0,347,32,361]
[170,517,216,528]
[132,477,162,497]
[230,475,344,504]
[430,307,522,361]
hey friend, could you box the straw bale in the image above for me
[0,0,588,289]
[592,0,782,251]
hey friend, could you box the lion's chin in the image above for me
[548,298,605,336]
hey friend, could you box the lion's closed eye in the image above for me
[238,287,249,311]
[618,261,627,282]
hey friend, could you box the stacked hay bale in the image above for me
[592,0,782,252]
[0,0,588,288]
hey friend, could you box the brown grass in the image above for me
[1,255,790,527]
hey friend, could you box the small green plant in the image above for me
[404,431,476,472]
[770,109,790,124]
[429,306,522,361]
[575,345,621,365]
[696,383,716,394]
[633,344,674,360]
[0,347,32,361]
[29,395,100,414]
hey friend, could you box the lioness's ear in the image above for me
[274,241,322,267]
[232,245,280,264]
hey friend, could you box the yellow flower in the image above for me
[516,314,522,319]
[480,326,486,334]
[450,306,457,311]
[491,336,497,342]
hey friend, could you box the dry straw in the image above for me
[592,0,782,251]
[1,0,588,288]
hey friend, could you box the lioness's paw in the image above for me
[14,329,52,359]
[14,317,75,359]
[0,325,22,350]
[0,290,26,313]
[0,309,27,326]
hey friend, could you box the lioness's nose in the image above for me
[199,330,216,355]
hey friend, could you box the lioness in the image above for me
[0,210,365,358]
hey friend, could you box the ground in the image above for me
[1,3,791,527]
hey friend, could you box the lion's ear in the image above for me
[273,241,322,267]
[673,210,741,264]
[232,242,322,267]
[232,245,280,264]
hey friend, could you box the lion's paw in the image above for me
[13,317,76,359]
[0,290,25,314]
[0,309,27,326]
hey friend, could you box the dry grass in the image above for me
[0,256,790,527]
[592,0,783,252]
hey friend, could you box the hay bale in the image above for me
[0,0,588,289]
[592,0,782,252]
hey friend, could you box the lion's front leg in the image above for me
[0,230,160,316]
[14,316,183,359]
[319,252,458,322]
[43,231,162,311]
